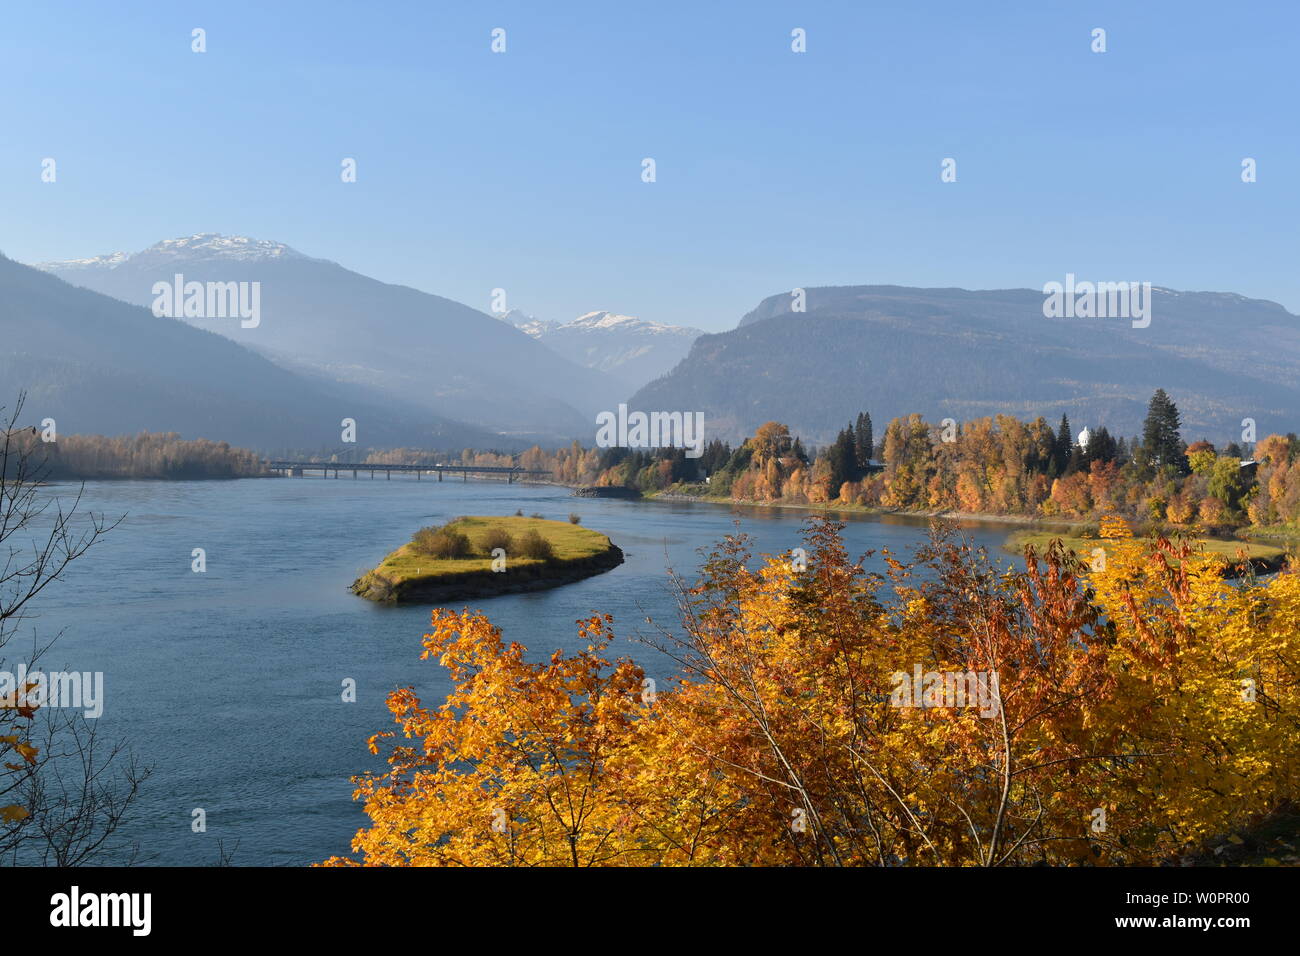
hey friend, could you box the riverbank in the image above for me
[642,487,1293,571]
[646,488,1082,531]
[351,515,624,604]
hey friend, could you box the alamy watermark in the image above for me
[1042,273,1151,328]
[1,664,103,718]
[595,403,705,458]
[50,886,150,936]
[151,274,261,328]
[889,666,1000,718]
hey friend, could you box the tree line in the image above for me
[484,389,1293,531]
[3,430,268,480]
[359,388,1300,533]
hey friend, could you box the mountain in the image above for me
[630,285,1300,445]
[35,235,621,441]
[497,309,559,338]
[498,309,702,392]
[0,253,509,454]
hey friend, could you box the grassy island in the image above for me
[351,515,624,604]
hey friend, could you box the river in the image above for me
[22,476,1019,865]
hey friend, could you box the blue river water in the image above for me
[24,476,1017,865]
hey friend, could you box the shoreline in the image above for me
[641,490,1293,564]
[645,490,1082,532]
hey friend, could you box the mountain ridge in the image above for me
[35,235,621,442]
[497,308,702,391]
[0,253,515,453]
[634,283,1300,445]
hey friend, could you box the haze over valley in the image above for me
[24,238,1300,451]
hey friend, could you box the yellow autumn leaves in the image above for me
[324,518,1300,867]
[1,685,41,826]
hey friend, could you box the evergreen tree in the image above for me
[791,436,808,465]
[1065,443,1084,477]
[1139,389,1185,473]
[1053,414,1072,476]
[854,412,874,472]
[700,439,731,476]
[828,426,857,489]
[1088,426,1118,465]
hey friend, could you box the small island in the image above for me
[352,514,624,604]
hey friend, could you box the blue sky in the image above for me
[2,1,1296,330]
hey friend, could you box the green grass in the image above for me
[367,515,613,587]
[1004,530,1287,565]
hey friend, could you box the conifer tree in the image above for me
[854,412,873,472]
[1139,389,1185,473]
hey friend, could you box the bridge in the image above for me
[264,461,551,483]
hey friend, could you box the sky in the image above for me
[2,0,1297,331]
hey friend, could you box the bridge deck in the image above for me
[264,461,551,482]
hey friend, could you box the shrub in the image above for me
[480,526,514,555]
[569,513,581,525]
[411,525,473,559]
[519,529,555,561]
[514,508,524,517]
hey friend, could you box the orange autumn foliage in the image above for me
[325,518,1300,867]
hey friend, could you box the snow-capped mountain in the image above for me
[1,252,508,452]
[498,309,702,393]
[43,250,131,271]
[33,235,622,441]
[497,309,559,338]
[36,233,318,272]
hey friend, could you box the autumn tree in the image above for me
[1207,456,1249,515]
[329,515,1299,867]
[750,421,792,467]
[327,610,650,866]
